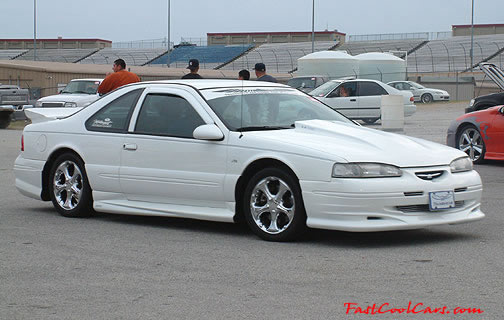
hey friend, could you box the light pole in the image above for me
[470,0,474,70]
[167,0,170,67]
[311,0,315,53]
[34,0,37,61]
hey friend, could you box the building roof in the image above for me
[452,23,504,29]
[0,38,112,43]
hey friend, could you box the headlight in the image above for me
[332,163,402,178]
[64,102,77,108]
[35,101,43,107]
[450,157,473,173]
[469,99,475,107]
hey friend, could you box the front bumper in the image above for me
[300,167,484,232]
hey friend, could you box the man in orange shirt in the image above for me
[97,59,140,95]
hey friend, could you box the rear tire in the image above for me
[48,153,93,217]
[0,113,12,129]
[243,167,307,241]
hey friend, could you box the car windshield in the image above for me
[287,78,316,89]
[410,82,425,89]
[61,80,100,94]
[309,81,341,97]
[202,87,352,131]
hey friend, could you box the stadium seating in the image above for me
[79,48,168,66]
[336,39,426,56]
[218,41,339,73]
[15,49,99,63]
[407,34,504,73]
[149,45,254,69]
[0,50,28,60]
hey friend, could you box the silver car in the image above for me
[387,81,450,103]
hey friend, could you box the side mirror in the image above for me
[193,124,224,141]
[500,106,504,115]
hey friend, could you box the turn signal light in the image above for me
[21,135,24,151]
[410,96,414,102]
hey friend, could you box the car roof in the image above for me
[129,79,290,90]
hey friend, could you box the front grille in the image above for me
[42,102,65,108]
[404,191,424,197]
[415,170,444,181]
[454,187,468,193]
[396,201,465,213]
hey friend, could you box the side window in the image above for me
[358,82,388,96]
[402,83,412,90]
[86,88,143,132]
[328,82,357,98]
[135,94,205,138]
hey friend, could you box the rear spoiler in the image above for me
[24,107,83,124]
[479,63,504,91]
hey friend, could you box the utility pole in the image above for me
[167,0,171,67]
[34,0,37,61]
[311,0,315,53]
[470,0,474,71]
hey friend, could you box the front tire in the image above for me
[457,125,486,163]
[49,153,93,217]
[421,93,433,103]
[243,167,307,241]
[362,118,379,125]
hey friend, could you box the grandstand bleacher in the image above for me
[218,41,339,73]
[335,39,426,56]
[0,50,28,60]
[79,48,168,66]
[408,34,504,73]
[149,45,254,69]
[16,49,99,63]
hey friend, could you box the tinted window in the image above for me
[135,94,205,138]
[359,82,388,96]
[328,82,357,98]
[86,89,143,132]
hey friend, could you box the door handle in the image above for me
[123,143,137,151]
[350,99,357,102]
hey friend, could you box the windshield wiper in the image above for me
[236,126,293,132]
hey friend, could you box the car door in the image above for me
[357,81,388,119]
[485,108,504,158]
[119,87,228,207]
[320,81,359,118]
[404,82,421,101]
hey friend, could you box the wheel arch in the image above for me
[233,158,299,223]
[41,147,86,201]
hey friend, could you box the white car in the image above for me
[36,78,102,108]
[387,81,450,103]
[14,80,484,241]
[309,79,416,124]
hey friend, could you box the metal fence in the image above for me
[348,32,452,42]
[113,38,173,49]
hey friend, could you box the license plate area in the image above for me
[429,191,455,211]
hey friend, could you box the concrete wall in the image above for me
[0,39,112,50]
[208,32,345,46]
[452,24,504,37]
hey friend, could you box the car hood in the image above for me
[474,91,504,102]
[239,120,464,167]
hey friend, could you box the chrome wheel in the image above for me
[53,160,83,211]
[250,176,295,235]
[458,126,485,162]
[421,93,433,103]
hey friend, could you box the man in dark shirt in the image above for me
[253,63,277,83]
[181,59,203,79]
[238,69,250,80]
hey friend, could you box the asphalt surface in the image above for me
[1,101,503,319]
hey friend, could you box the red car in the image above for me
[447,105,504,163]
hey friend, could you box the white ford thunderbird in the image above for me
[14,80,484,241]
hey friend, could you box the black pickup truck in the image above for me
[0,84,30,128]
[465,63,504,113]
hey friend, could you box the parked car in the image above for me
[287,76,328,93]
[465,63,504,113]
[15,80,484,241]
[387,81,450,103]
[447,105,504,163]
[309,79,416,124]
[0,84,30,128]
[35,79,102,108]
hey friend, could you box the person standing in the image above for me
[253,63,277,83]
[181,59,203,79]
[238,69,250,80]
[97,59,140,95]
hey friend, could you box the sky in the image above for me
[1,0,503,44]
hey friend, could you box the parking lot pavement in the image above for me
[1,102,503,319]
